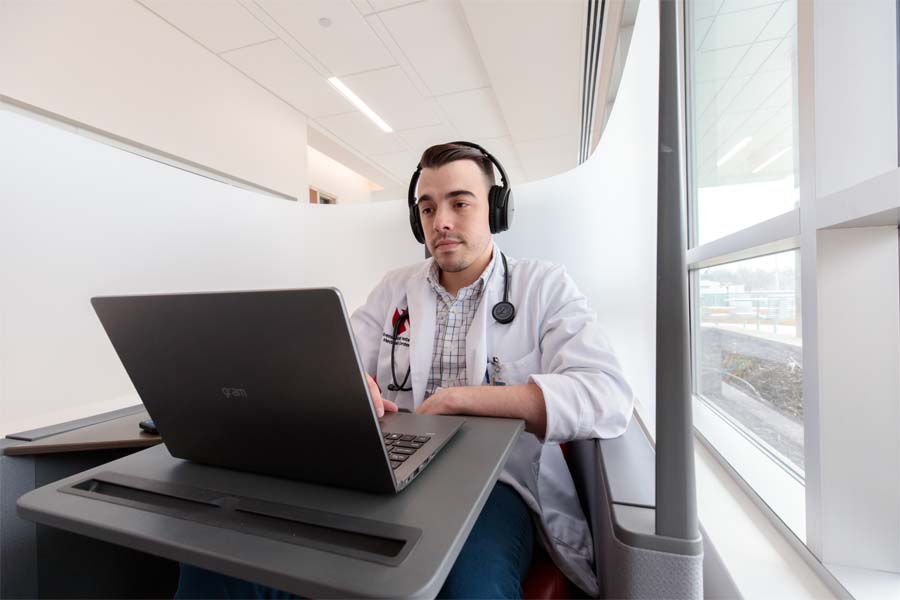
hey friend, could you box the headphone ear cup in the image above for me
[489,186,512,233]
[409,204,425,244]
[488,185,503,233]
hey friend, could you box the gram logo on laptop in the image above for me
[221,387,248,399]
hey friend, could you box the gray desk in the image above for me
[18,416,523,599]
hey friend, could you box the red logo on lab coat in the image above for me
[392,308,409,334]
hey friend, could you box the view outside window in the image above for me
[695,251,803,473]
[687,0,799,245]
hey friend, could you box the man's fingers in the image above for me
[365,374,385,417]
[383,398,399,413]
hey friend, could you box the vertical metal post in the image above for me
[655,0,699,541]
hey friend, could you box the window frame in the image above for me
[680,0,809,541]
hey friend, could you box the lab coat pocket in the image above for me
[497,348,542,386]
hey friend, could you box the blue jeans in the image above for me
[175,482,534,599]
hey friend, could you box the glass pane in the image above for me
[687,0,799,246]
[696,251,803,473]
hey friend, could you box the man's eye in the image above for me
[420,207,433,216]
[455,202,469,208]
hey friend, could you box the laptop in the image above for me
[91,288,465,494]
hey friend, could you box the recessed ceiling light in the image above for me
[328,77,393,133]
[716,136,752,168]
[751,147,792,174]
[318,17,332,28]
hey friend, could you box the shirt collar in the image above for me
[427,245,497,300]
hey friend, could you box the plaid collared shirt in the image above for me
[424,254,496,398]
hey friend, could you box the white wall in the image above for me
[809,0,900,577]
[0,0,309,200]
[0,0,659,442]
[307,147,373,205]
[814,0,898,197]
[0,109,419,434]
[500,0,659,429]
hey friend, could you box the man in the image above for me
[176,143,633,598]
[350,142,633,597]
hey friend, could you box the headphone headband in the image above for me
[407,141,509,208]
[407,141,515,244]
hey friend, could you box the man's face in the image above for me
[415,160,493,273]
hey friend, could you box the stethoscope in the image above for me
[388,252,515,392]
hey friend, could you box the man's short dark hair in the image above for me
[419,143,496,188]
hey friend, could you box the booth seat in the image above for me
[522,442,575,599]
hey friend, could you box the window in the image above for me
[687,0,799,245]
[695,251,803,475]
[685,0,806,536]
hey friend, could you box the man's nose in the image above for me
[432,205,453,231]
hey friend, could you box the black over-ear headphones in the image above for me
[407,141,515,245]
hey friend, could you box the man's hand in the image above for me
[366,373,398,418]
[416,387,463,416]
[416,384,548,437]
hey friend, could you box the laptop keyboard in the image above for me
[383,433,432,469]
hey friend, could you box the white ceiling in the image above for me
[690,0,798,188]
[138,0,588,190]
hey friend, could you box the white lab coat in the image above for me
[350,248,634,595]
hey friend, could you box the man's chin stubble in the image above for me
[436,257,468,273]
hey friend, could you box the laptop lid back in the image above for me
[91,288,397,493]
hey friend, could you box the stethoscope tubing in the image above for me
[388,252,514,393]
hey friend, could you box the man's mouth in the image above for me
[435,239,462,249]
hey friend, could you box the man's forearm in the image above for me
[418,383,548,438]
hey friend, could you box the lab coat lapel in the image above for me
[466,252,506,387]
[406,263,436,408]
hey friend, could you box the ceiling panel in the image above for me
[701,105,786,171]
[749,119,793,155]
[759,34,794,74]
[308,122,402,186]
[692,0,725,20]
[223,40,353,117]
[746,133,793,174]
[516,135,579,181]
[368,0,424,13]
[341,66,443,131]
[140,0,275,53]
[398,124,459,156]
[731,39,780,78]
[351,0,375,15]
[699,75,752,123]
[693,17,714,50]
[504,164,526,185]
[760,1,795,40]
[729,69,790,113]
[363,13,431,98]
[316,111,410,156]
[700,3,781,52]
[693,80,721,115]
[372,149,419,181]
[461,0,581,142]
[436,88,507,139]
[257,0,395,76]
[471,136,522,173]
[719,0,783,14]
[695,45,749,82]
[377,0,490,96]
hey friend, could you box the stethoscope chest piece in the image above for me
[491,301,515,324]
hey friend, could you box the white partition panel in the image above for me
[500,0,659,432]
[0,110,419,434]
[1,0,659,438]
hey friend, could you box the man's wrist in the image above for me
[448,385,475,413]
